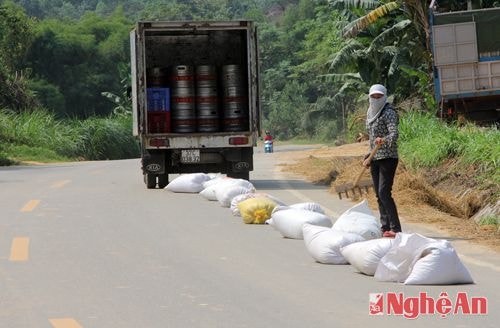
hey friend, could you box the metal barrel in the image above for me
[170,87,196,133]
[197,87,219,113]
[221,65,248,132]
[196,65,217,88]
[197,117,219,132]
[196,65,219,132]
[170,65,194,89]
[196,88,219,132]
[221,65,244,87]
[146,67,167,87]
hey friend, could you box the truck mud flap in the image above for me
[142,151,166,175]
[226,147,253,172]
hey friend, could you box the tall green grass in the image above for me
[0,109,139,163]
[399,111,499,184]
[68,115,140,160]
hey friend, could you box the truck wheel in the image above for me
[145,174,157,189]
[158,174,169,189]
[228,172,250,180]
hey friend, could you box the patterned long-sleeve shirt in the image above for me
[366,103,399,160]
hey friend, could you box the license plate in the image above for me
[181,149,200,163]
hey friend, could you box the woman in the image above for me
[363,84,402,238]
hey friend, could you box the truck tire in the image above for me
[145,174,157,189]
[228,172,249,180]
[158,174,169,189]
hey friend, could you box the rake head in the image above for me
[334,179,374,199]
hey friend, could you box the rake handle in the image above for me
[353,143,381,187]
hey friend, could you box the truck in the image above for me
[429,4,500,124]
[130,21,260,188]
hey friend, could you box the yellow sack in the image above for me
[238,197,277,224]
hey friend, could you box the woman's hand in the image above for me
[375,137,385,145]
[362,158,371,168]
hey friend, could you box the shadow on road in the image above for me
[251,179,327,191]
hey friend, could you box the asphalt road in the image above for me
[0,145,498,328]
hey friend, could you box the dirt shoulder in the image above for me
[274,141,499,252]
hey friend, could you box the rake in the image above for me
[334,143,381,199]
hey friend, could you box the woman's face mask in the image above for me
[369,95,387,112]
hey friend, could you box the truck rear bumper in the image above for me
[142,133,256,149]
[141,147,253,175]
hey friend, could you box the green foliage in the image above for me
[399,111,500,184]
[341,1,400,38]
[101,62,131,117]
[331,1,434,105]
[265,80,308,139]
[24,9,132,118]
[0,1,34,71]
[0,108,139,162]
[478,215,499,226]
[458,125,500,178]
[3,144,71,162]
[69,115,139,160]
[260,0,354,140]
[0,2,39,111]
[28,78,66,113]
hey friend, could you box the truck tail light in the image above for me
[229,137,249,145]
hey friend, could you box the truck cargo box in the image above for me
[130,21,261,188]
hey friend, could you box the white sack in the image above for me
[332,199,381,240]
[375,233,438,283]
[289,202,325,214]
[199,184,219,201]
[266,208,332,239]
[165,173,211,193]
[230,193,286,216]
[303,223,365,264]
[271,205,289,215]
[207,173,222,180]
[200,177,240,201]
[202,176,225,189]
[216,185,254,207]
[341,238,394,275]
[404,240,474,285]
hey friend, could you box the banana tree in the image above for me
[327,0,434,106]
[303,73,366,137]
[330,0,431,52]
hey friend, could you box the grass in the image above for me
[478,215,499,226]
[398,111,499,185]
[3,144,71,163]
[0,108,140,163]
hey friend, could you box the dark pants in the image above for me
[370,158,401,232]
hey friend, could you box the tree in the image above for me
[0,1,38,111]
[0,1,34,71]
[24,9,132,117]
[328,0,434,108]
[266,80,307,139]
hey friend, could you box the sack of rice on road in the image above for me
[303,223,365,264]
[238,197,278,224]
[333,199,382,240]
[341,238,395,275]
[231,193,286,216]
[165,173,211,193]
[266,208,332,240]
